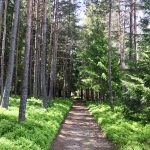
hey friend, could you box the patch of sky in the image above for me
[76,0,86,26]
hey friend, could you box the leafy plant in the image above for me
[0,97,72,150]
[88,102,150,150]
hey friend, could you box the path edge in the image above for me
[86,102,117,150]
[48,100,74,150]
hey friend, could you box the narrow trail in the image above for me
[51,101,116,150]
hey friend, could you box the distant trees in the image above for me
[0,0,149,122]
[76,0,121,106]
[0,0,78,121]
[76,0,150,114]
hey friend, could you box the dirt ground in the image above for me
[50,101,116,150]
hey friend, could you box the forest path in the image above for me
[50,101,116,150]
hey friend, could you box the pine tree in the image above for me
[0,0,3,43]
[108,0,114,110]
[0,0,8,102]
[41,0,48,108]
[18,0,33,122]
[1,0,21,108]
[49,0,59,99]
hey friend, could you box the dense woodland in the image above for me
[0,0,150,149]
[0,0,150,148]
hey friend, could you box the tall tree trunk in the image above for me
[0,0,8,102]
[28,0,35,96]
[1,0,20,108]
[86,88,89,101]
[33,0,39,98]
[118,0,126,69]
[49,0,59,99]
[66,2,72,98]
[0,0,3,44]
[133,0,138,62]
[120,8,126,69]
[15,23,20,96]
[91,89,94,100]
[18,0,32,122]
[129,0,134,60]
[95,92,98,101]
[81,88,83,99]
[63,42,67,98]
[47,8,53,94]
[41,0,48,108]
[37,7,41,97]
[63,64,67,98]
[14,8,22,96]
[108,0,114,110]
[29,32,33,96]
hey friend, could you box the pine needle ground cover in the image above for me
[88,102,150,150]
[0,97,72,150]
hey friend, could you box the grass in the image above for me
[0,96,72,150]
[87,102,150,150]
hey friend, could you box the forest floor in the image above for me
[50,101,116,150]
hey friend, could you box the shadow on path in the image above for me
[50,101,116,150]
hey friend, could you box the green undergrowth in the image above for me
[0,96,72,150]
[87,102,150,150]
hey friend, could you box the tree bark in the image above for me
[86,88,89,101]
[41,0,48,108]
[0,0,3,45]
[118,0,126,69]
[33,0,39,98]
[47,9,53,94]
[15,21,20,96]
[91,89,94,100]
[133,0,138,62]
[1,0,20,108]
[28,0,35,96]
[63,41,68,98]
[49,0,59,99]
[0,0,8,102]
[129,0,134,60]
[108,0,114,110]
[37,0,43,98]
[18,0,32,122]
[81,88,83,99]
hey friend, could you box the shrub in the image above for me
[122,75,150,123]
[88,102,150,150]
[0,97,72,150]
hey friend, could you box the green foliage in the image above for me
[76,1,122,100]
[121,16,150,122]
[122,73,150,123]
[75,1,109,93]
[88,102,150,150]
[0,97,72,150]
